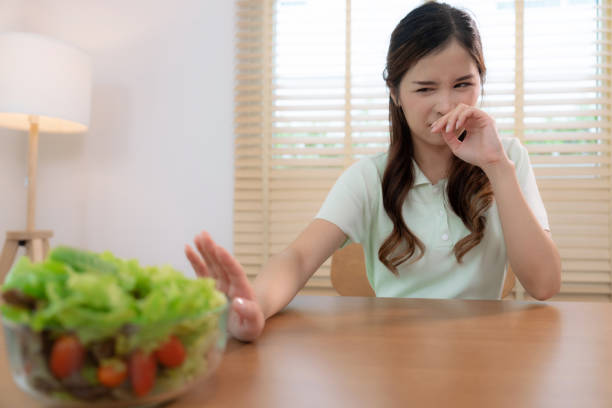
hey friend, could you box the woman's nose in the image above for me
[435,92,455,116]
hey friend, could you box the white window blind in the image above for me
[234,0,612,300]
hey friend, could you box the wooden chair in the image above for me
[331,243,516,299]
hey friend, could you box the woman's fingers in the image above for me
[442,104,467,134]
[189,230,257,312]
[185,244,210,278]
[212,246,230,294]
[430,116,446,133]
[431,104,473,134]
[187,231,266,342]
[215,244,255,300]
[441,128,463,152]
[195,231,231,292]
[455,106,479,130]
[194,231,221,281]
[431,114,455,137]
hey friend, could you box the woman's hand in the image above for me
[430,103,508,172]
[185,231,265,342]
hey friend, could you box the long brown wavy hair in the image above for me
[379,2,493,274]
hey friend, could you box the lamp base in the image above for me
[0,230,53,281]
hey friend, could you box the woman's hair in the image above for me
[379,2,493,274]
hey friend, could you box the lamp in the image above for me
[0,32,92,279]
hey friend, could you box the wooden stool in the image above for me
[0,230,53,281]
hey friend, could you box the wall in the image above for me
[0,0,236,277]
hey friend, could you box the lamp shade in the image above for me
[0,32,92,133]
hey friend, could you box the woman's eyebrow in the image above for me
[455,74,474,82]
[412,80,437,85]
[412,74,474,86]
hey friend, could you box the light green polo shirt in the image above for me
[315,137,549,300]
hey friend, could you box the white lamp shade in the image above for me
[0,32,92,133]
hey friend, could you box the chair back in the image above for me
[330,243,516,298]
[330,243,375,296]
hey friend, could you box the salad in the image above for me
[1,246,228,404]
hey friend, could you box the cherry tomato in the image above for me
[129,350,157,397]
[97,359,128,388]
[49,335,85,379]
[154,335,186,368]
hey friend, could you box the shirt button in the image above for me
[439,209,444,216]
[441,233,449,241]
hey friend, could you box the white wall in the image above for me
[0,0,235,277]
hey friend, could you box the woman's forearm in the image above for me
[483,159,562,300]
[250,219,348,320]
[252,248,310,320]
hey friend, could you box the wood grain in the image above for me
[1,296,611,407]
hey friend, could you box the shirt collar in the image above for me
[412,161,430,187]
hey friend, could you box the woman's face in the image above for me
[392,39,481,151]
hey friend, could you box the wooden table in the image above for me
[2,295,612,407]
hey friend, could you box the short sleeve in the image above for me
[315,157,379,244]
[504,137,550,231]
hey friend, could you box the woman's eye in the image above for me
[455,82,472,88]
[416,88,432,93]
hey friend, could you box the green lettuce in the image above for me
[1,246,226,347]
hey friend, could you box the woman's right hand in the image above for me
[185,231,265,342]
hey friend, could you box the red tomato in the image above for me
[154,335,186,368]
[129,351,157,397]
[49,335,85,379]
[97,359,128,388]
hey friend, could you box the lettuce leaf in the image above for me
[1,246,226,349]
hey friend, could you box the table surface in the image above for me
[2,295,612,408]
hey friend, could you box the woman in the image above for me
[185,2,561,342]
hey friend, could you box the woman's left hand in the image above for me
[430,104,507,171]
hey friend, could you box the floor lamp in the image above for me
[0,32,92,280]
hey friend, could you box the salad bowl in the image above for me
[1,246,228,407]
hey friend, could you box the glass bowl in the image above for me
[1,302,228,408]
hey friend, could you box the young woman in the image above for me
[185,2,561,342]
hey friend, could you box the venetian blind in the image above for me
[234,0,612,300]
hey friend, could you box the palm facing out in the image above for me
[185,231,264,342]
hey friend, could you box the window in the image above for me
[234,0,612,300]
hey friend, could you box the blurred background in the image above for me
[0,0,236,277]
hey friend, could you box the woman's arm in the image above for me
[253,219,348,319]
[482,159,561,300]
[186,219,346,341]
[432,103,561,300]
